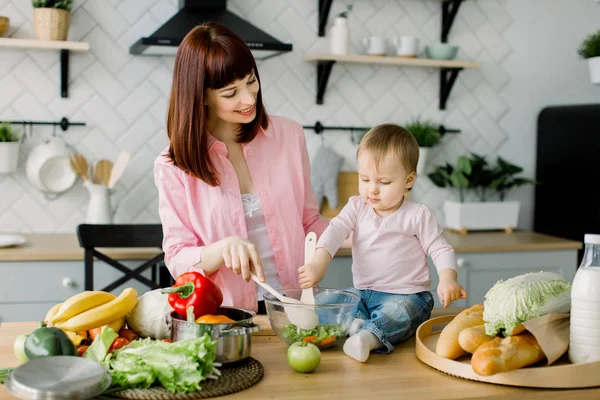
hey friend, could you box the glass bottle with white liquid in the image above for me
[569,234,600,363]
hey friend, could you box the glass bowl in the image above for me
[263,288,360,349]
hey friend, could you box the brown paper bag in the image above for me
[521,313,570,365]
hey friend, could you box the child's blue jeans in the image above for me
[346,288,434,353]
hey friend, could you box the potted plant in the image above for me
[32,0,72,41]
[428,153,537,234]
[578,29,600,84]
[0,122,22,174]
[405,119,442,174]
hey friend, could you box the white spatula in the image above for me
[300,232,317,305]
[108,151,131,189]
[251,272,319,330]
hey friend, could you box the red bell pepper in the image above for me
[161,272,223,320]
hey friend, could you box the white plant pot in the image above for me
[417,147,429,175]
[0,141,20,174]
[443,200,520,232]
[588,57,600,85]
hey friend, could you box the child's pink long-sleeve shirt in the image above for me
[317,196,457,294]
[154,116,329,311]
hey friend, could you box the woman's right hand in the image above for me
[221,236,265,282]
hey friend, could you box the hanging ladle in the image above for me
[251,273,319,330]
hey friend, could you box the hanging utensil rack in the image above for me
[303,121,461,135]
[2,117,85,131]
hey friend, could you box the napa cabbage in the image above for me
[483,271,571,336]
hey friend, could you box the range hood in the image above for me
[130,0,292,60]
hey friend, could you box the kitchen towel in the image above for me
[311,146,344,209]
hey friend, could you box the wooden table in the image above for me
[1,309,599,400]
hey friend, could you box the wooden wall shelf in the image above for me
[306,54,480,109]
[0,38,90,98]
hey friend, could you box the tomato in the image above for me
[286,342,321,373]
[108,338,130,352]
[118,328,138,342]
[77,345,89,357]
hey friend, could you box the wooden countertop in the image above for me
[0,231,582,262]
[1,308,598,399]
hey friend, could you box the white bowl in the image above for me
[26,138,76,195]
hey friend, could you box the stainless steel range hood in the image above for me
[129,0,292,60]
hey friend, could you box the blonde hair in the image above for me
[357,124,419,174]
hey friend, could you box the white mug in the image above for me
[393,36,419,57]
[362,36,387,56]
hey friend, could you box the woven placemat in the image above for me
[108,357,264,399]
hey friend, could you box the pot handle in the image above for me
[219,324,261,337]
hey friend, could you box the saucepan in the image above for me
[167,306,260,364]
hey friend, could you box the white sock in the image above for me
[343,330,382,362]
[348,318,365,336]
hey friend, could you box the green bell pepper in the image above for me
[24,326,77,359]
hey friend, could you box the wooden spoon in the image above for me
[95,159,113,186]
[69,153,88,181]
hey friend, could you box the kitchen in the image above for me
[1,0,600,398]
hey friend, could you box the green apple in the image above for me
[13,333,29,363]
[287,341,321,373]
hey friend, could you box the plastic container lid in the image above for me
[4,356,111,400]
[584,234,600,244]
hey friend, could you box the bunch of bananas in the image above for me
[44,288,138,345]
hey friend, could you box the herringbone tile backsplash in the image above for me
[0,0,598,233]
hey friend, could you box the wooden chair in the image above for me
[77,224,173,292]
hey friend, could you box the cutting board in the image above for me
[252,315,274,336]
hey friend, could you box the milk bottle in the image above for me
[569,234,600,363]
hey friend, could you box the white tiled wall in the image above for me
[0,0,599,233]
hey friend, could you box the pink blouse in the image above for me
[154,116,329,311]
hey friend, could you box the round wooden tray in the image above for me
[415,315,600,389]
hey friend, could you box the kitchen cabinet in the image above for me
[0,260,154,323]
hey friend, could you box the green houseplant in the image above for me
[405,119,442,174]
[578,29,600,84]
[0,122,21,174]
[32,0,73,41]
[428,153,537,233]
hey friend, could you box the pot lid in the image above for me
[4,356,111,399]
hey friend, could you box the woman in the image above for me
[154,22,329,313]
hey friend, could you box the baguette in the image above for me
[436,304,485,359]
[458,325,495,354]
[471,332,546,376]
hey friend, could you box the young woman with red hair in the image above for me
[154,22,329,313]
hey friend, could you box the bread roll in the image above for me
[436,304,485,359]
[471,332,545,376]
[458,325,495,353]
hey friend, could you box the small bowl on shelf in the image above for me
[0,16,9,37]
[263,288,360,349]
[425,44,459,60]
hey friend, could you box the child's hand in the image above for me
[298,262,328,288]
[437,280,467,308]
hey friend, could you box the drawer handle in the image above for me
[457,258,467,268]
[62,277,76,288]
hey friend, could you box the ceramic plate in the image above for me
[0,234,26,248]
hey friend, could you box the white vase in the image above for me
[443,200,520,232]
[417,147,429,175]
[85,181,113,224]
[0,141,20,174]
[588,57,600,84]
[330,17,348,55]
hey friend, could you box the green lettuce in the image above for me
[87,328,220,394]
[483,271,571,336]
[282,322,345,345]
